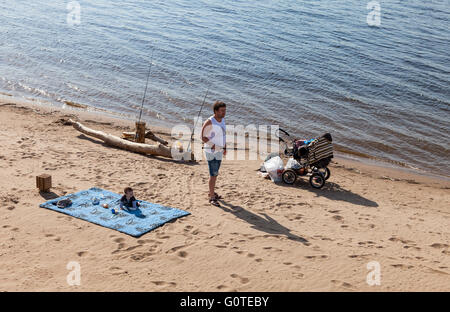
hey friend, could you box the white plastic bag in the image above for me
[286,158,301,170]
[264,156,284,182]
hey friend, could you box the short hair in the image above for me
[213,101,226,112]
[124,187,133,194]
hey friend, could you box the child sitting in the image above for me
[120,187,140,211]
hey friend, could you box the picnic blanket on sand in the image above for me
[39,187,190,237]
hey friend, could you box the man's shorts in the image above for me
[206,152,223,177]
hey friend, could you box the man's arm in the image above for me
[201,119,215,150]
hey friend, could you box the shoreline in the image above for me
[1,93,448,184]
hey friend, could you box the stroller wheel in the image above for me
[317,167,330,180]
[282,169,297,185]
[310,172,325,189]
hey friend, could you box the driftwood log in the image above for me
[68,119,193,160]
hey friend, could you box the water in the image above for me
[1,0,449,176]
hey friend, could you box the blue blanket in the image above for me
[39,187,190,237]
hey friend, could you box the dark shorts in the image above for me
[206,152,222,177]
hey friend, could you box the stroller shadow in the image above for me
[217,201,310,246]
[284,179,378,207]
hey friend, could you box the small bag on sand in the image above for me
[264,156,284,182]
[56,199,72,209]
[286,158,301,170]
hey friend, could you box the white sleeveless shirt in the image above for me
[204,115,226,154]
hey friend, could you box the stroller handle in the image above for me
[277,128,291,143]
[278,128,290,137]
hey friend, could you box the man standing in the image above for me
[201,101,227,207]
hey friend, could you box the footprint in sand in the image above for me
[331,280,354,289]
[123,245,142,252]
[305,255,329,260]
[137,239,154,245]
[151,281,177,287]
[110,266,128,275]
[111,239,127,254]
[230,273,250,284]
[348,254,372,260]
[293,272,304,279]
[183,225,193,232]
[391,264,414,269]
[403,245,421,250]
[45,234,61,242]
[430,243,449,249]
[167,245,186,254]
[130,252,153,261]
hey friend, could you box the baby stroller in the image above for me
[278,129,333,189]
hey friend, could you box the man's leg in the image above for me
[209,175,217,199]
[207,158,221,204]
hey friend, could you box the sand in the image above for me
[0,98,449,292]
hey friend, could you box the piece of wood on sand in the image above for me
[36,174,52,192]
[122,129,169,146]
[68,119,194,160]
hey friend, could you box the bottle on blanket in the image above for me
[120,187,140,211]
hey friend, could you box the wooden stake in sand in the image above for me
[68,119,193,160]
[135,121,146,143]
[122,129,169,145]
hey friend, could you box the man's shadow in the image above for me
[217,201,310,246]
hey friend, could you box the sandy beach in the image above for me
[0,98,449,292]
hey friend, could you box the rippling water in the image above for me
[0,0,449,176]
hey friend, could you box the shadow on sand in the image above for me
[278,178,378,208]
[217,200,310,246]
[39,190,60,200]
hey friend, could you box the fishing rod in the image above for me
[187,82,212,152]
[135,47,155,141]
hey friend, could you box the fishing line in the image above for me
[135,47,155,141]
[187,81,212,152]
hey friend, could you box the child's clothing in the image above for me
[120,195,139,210]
